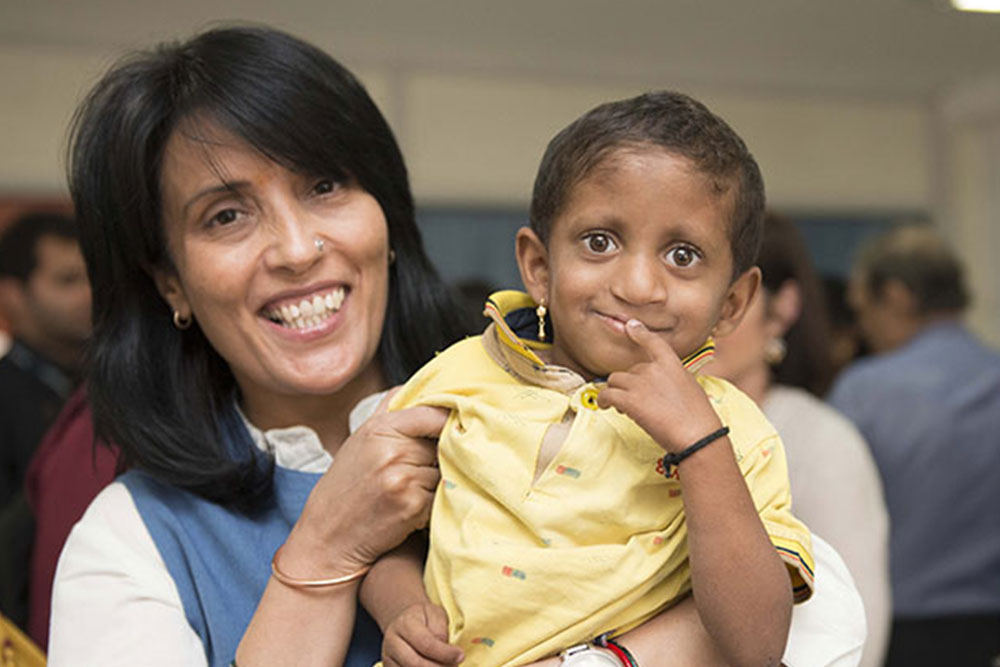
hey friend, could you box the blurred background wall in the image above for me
[2,0,999,342]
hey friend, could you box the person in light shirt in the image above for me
[710,212,891,667]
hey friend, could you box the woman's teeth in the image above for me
[266,288,345,329]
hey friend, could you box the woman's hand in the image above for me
[282,393,448,579]
[237,395,449,666]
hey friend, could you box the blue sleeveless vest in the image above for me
[121,467,380,667]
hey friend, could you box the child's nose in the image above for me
[611,254,668,304]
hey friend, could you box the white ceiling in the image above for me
[4,0,1000,100]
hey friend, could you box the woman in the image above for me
[50,26,472,666]
[50,26,867,667]
[711,213,891,667]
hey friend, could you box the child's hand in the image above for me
[382,602,464,667]
[598,319,723,454]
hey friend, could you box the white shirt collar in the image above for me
[235,391,388,474]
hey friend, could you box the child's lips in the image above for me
[596,312,629,334]
[596,311,669,333]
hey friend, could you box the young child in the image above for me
[378,91,813,666]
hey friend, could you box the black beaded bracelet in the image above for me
[660,426,730,476]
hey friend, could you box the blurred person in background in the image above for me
[0,212,91,503]
[829,225,1000,667]
[823,275,869,377]
[24,388,117,649]
[0,212,91,628]
[711,212,891,667]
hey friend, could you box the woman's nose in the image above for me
[610,254,667,304]
[264,207,322,274]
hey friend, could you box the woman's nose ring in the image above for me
[315,237,325,253]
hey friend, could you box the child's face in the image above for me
[517,148,759,380]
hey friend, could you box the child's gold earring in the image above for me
[536,301,547,341]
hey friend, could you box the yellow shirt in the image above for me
[391,291,813,666]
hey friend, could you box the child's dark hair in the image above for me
[530,90,765,279]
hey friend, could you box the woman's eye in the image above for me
[584,233,616,254]
[667,245,700,267]
[312,179,339,195]
[209,208,241,226]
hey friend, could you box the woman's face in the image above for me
[156,122,391,409]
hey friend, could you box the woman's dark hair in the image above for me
[530,91,765,280]
[68,26,471,510]
[757,212,834,397]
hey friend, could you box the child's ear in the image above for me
[515,226,550,305]
[713,266,762,339]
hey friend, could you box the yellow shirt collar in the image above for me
[482,289,716,377]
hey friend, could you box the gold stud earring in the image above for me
[536,301,547,341]
[173,310,192,330]
[764,337,787,365]
[388,249,396,265]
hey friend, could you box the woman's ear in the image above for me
[713,266,762,339]
[767,279,803,337]
[152,266,192,321]
[515,227,550,305]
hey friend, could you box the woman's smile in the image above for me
[262,285,347,331]
[156,122,391,404]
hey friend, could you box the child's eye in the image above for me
[583,233,617,254]
[666,245,700,268]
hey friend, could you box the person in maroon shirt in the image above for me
[24,387,117,649]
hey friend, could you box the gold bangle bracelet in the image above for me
[270,546,371,588]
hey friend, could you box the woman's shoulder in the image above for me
[764,385,869,454]
[57,480,174,590]
[50,481,206,666]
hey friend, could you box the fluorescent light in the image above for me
[951,0,1000,12]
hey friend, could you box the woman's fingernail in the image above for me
[627,318,642,329]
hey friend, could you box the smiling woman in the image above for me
[154,122,393,420]
[47,26,473,667]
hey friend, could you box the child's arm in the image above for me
[359,533,464,666]
[598,320,792,667]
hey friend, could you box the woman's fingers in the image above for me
[386,405,450,442]
[294,402,448,571]
[373,386,403,415]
